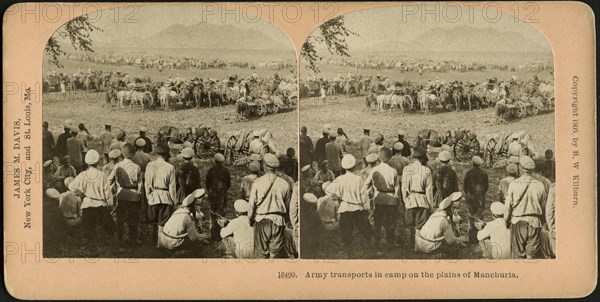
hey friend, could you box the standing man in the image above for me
[99,124,114,164]
[364,147,400,251]
[240,161,260,200]
[56,120,72,160]
[42,121,55,162]
[314,128,330,166]
[504,156,547,259]
[331,154,373,257]
[248,131,265,160]
[66,126,84,174]
[248,154,291,258]
[176,148,202,205]
[359,128,373,163]
[68,150,115,243]
[132,138,153,221]
[135,126,153,154]
[463,156,489,243]
[396,130,412,158]
[507,134,522,159]
[325,130,343,177]
[205,153,231,240]
[401,147,434,246]
[145,144,177,247]
[108,143,142,247]
[388,142,410,178]
[432,150,459,208]
[498,163,518,203]
[299,126,314,168]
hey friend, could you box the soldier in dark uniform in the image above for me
[176,148,202,204]
[135,126,153,154]
[396,130,412,158]
[313,128,330,166]
[42,121,55,162]
[299,126,314,168]
[463,156,489,243]
[205,153,231,241]
[432,151,459,208]
[56,121,72,159]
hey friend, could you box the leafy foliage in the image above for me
[45,16,102,68]
[301,16,357,74]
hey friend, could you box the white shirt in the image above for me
[220,216,255,258]
[69,167,112,209]
[477,218,511,259]
[158,207,200,250]
[331,172,370,213]
[145,157,177,206]
[416,211,456,253]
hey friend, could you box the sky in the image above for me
[326,4,551,50]
[81,4,291,46]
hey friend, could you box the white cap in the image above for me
[46,188,60,199]
[234,199,249,213]
[303,193,318,204]
[85,150,100,165]
[341,154,356,170]
[491,202,505,216]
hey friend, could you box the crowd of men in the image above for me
[42,120,299,259]
[299,124,556,259]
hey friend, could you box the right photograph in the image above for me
[298,4,555,260]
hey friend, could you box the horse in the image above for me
[418,89,439,114]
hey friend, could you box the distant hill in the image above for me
[357,25,550,53]
[99,22,289,50]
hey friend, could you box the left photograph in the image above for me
[41,4,299,259]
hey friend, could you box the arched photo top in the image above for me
[301,3,553,76]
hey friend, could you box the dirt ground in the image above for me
[42,70,297,258]
[299,91,555,259]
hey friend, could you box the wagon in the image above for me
[483,131,533,166]
[500,97,547,122]
[43,75,62,92]
[235,95,289,121]
[223,129,274,165]
[157,125,221,159]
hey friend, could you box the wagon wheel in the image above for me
[256,104,267,116]
[224,136,238,165]
[531,104,539,115]
[452,140,470,162]
[193,136,215,159]
[483,138,497,167]
[516,104,527,118]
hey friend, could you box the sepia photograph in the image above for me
[298,5,555,259]
[41,4,299,259]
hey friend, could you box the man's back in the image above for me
[206,165,231,192]
[388,154,410,176]
[314,137,328,164]
[66,137,83,167]
[464,167,488,194]
[325,142,342,171]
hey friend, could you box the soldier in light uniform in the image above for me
[364,147,400,251]
[331,154,373,257]
[401,147,434,246]
[248,131,264,160]
[107,143,142,246]
[416,192,466,257]
[145,144,177,247]
[158,189,205,250]
[240,161,260,200]
[361,153,379,181]
[498,163,518,203]
[248,154,291,258]
[103,149,121,177]
[504,156,548,259]
[507,134,522,158]
[68,150,115,243]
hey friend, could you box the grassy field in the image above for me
[42,58,298,258]
[299,67,555,259]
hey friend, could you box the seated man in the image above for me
[416,192,466,258]
[476,202,511,259]
[58,177,83,229]
[317,181,340,231]
[158,189,205,250]
[220,199,255,259]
